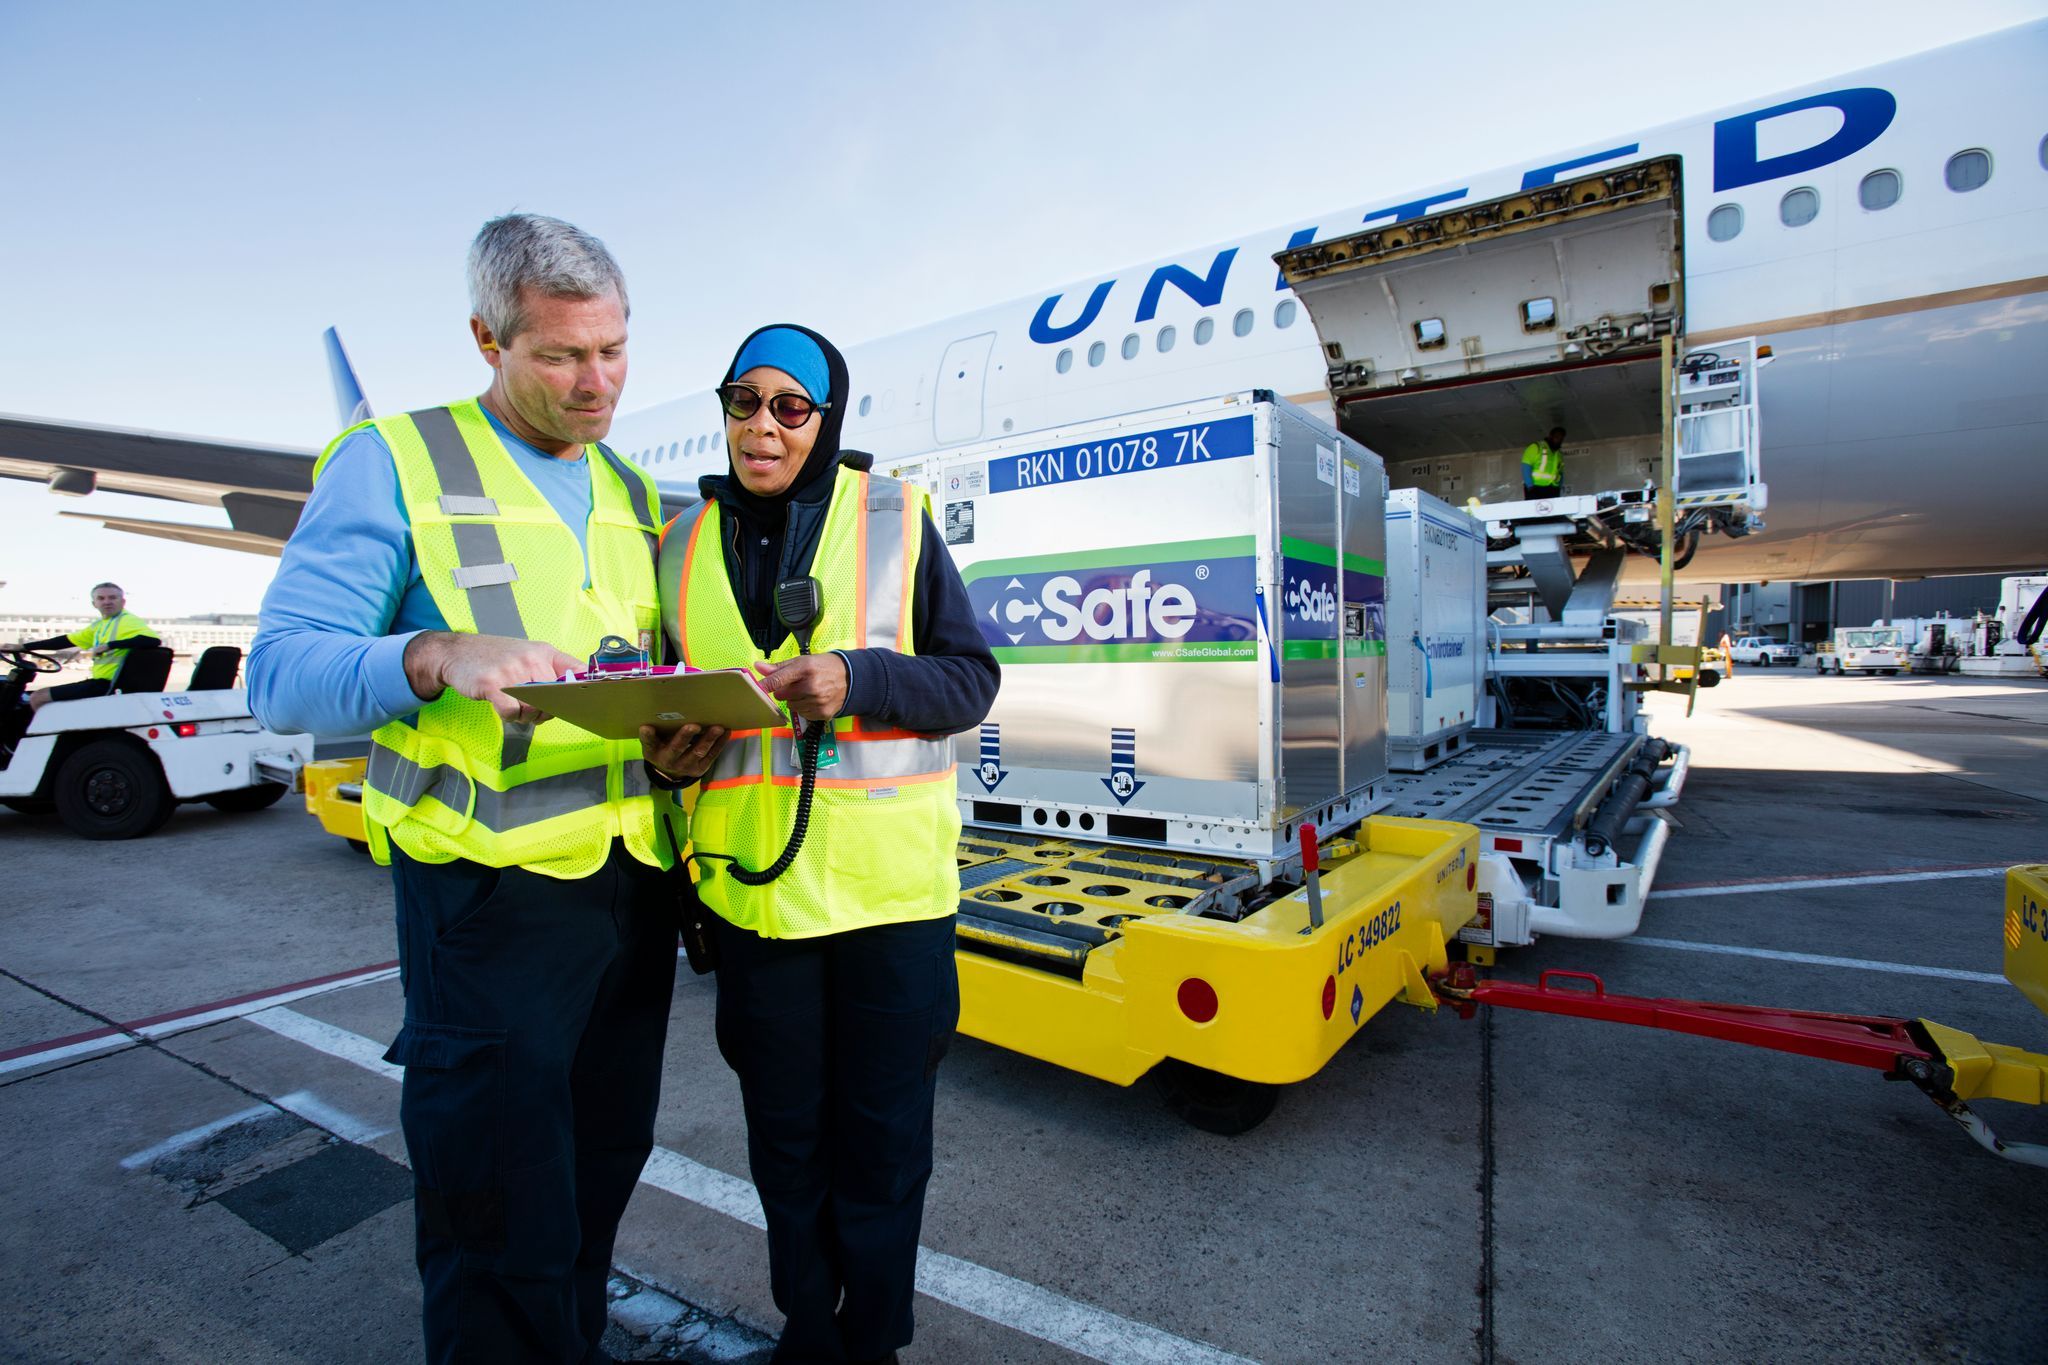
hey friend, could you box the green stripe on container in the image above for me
[1279,640,1390,660]
[961,536,1257,584]
[1278,535,1385,577]
[991,640,1259,665]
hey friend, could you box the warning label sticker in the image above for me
[944,500,975,545]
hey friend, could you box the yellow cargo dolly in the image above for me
[953,818,1477,1131]
[304,756,370,851]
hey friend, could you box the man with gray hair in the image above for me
[250,213,717,1363]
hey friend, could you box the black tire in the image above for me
[205,782,288,813]
[1756,657,1768,669]
[1149,1060,1281,1135]
[53,739,173,840]
[347,839,370,855]
[2,797,56,815]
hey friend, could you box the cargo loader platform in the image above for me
[1381,728,1685,946]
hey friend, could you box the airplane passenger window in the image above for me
[1858,170,1901,211]
[1157,325,1176,353]
[1779,187,1819,227]
[859,394,873,416]
[1055,348,1073,374]
[668,442,679,462]
[1121,332,1140,360]
[1520,297,1556,332]
[1274,299,1297,329]
[1232,309,1253,338]
[1087,341,1106,367]
[1194,317,1215,345]
[1706,204,1742,242]
[1412,318,1447,349]
[1945,149,1991,192]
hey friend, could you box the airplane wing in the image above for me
[0,411,317,552]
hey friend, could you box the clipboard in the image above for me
[504,668,785,740]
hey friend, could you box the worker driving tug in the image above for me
[645,324,998,1365]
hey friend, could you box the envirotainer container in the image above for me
[885,391,1388,861]
[1383,489,1487,769]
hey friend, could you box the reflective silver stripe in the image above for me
[864,475,910,649]
[707,737,764,784]
[411,407,529,641]
[501,719,534,770]
[368,740,474,818]
[438,494,499,516]
[450,561,518,589]
[658,504,712,664]
[368,741,624,832]
[769,733,951,781]
[593,442,660,562]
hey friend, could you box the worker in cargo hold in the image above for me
[248,214,689,1365]
[4,582,161,710]
[648,324,998,1365]
[1522,426,1567,494]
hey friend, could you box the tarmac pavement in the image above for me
[2,669,2044,1363]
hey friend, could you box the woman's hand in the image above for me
[640,723,727,781]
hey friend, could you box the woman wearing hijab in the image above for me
[645,324,999,1365]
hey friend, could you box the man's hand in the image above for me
[404,631,579,724]
[639,723,727,781]
[754,654,848,723]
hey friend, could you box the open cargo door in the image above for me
[1276,156,1763,562]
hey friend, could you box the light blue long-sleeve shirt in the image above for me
[248,405,597,738]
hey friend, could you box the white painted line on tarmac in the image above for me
[119,1104,276,1170]
[256,1008,1257,1365]
[1,1033,132,1077]
[913,1245,1256,1365]
[1625,936,2006,984]
[275,1089,393,1145]
[245,1008,403,1082]
[0,964,400,1078]
[1649,866,2007,899]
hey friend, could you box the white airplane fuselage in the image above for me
[610,23,2048,584]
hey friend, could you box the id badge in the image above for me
[815,727,840,770]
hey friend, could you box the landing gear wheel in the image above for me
[54,739,172,839]
[205,782,287,813]
[1149,1060,1281,1135]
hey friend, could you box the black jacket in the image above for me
[691,461,999,737]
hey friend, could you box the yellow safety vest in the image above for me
[67,611,153,682]
[1522,440,1562,487]
[311,400,677,880]
[660,468,959,939]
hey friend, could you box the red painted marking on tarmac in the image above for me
[1655,861,2012,892]
[0,960,399,1064]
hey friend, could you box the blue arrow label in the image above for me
[1102,727,1146,806]
[974,722,1008,793]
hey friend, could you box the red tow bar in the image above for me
[1433,963,1936,1075]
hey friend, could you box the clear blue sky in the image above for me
[2,0,2039,617]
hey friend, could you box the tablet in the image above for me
[504,669,785,740]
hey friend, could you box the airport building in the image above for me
[1720,572,2039,645]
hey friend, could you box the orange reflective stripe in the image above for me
[851,470,870,647]
[676,502,715,667]
[766,768,954,791]
[897,493,917,652]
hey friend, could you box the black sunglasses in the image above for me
[718,382,828,429]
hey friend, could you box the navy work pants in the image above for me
[385,842,678,1365]
[710,913,959,1365]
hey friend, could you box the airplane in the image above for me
[5,20,2043,586]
